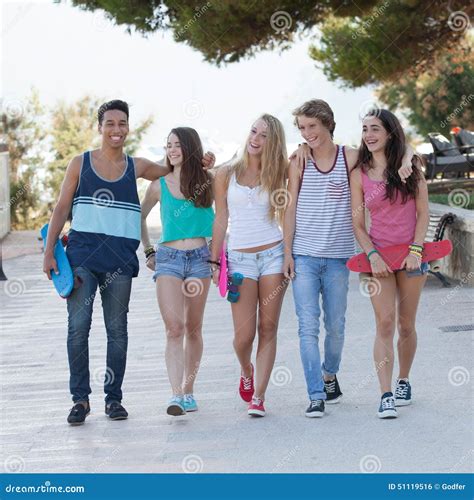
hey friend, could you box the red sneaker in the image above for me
[239,363,254,402]
[248,397,265,417]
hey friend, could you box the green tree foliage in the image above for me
[2,91,153,229]
[0,90,46,229]
[70,0,471,86]
[377,40,474,136]
[47,95,153,197]
[310,1,473,87]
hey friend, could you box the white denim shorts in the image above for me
[227,241,284,281]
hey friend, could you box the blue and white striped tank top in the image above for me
[66,151,141,277]
[293,145,356,258]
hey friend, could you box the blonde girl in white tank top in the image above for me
[210,114,289,417]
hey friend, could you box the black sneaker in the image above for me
[324,375,343,404]
[377,392,398,419]
[105,401,128,420]
[67,402,90,426]
[395,379,412,406]
[305,399,325,418]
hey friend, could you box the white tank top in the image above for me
[227,173,282,250]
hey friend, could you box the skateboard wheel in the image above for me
[227,291,240,303]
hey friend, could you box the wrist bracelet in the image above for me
[144,247,155,258]
[207,260,221,266]
[367,249,379,261]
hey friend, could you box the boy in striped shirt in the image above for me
[283,99,413,417]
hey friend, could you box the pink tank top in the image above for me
[361,169,416,248]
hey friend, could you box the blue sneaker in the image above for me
[183,394,198,412]
[377,392,398,419]
[167,395,186,416]
[395,379,412,406]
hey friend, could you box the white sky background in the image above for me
[2,0,377,163]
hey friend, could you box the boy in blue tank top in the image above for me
[43,100,215,425]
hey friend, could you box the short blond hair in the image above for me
[292,99,336,138]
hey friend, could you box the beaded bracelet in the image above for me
[144,246,155,258]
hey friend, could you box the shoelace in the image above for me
[242,376,253,391]
[325,379,336,392]
[251,397,263,406]
[395,384,408,399]
[310,400,323,408]
[381,397,395,410]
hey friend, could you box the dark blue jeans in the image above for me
[66,266,132,404]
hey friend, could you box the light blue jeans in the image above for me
[292,256,349,401]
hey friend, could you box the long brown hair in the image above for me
[356,109,421,204]
[228,114,289,224]
[166,127,213,208]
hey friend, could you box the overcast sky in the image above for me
[2,0,377,161]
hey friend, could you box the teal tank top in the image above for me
[159,177,215,243]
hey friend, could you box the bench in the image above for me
[425,133,473,180]
[426,212,456,287]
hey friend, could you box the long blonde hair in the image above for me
[228,114,289,225]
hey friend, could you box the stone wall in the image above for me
[429,202,474,286]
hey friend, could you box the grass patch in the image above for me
[429,193,474,210]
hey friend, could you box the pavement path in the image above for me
[0,231,472,474]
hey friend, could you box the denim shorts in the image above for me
[153,244,211,281]
[227,241,284,281]
[359,261,429,280]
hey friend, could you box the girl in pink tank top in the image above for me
[350,109,429,420]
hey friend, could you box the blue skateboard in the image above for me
[40,223,74,298]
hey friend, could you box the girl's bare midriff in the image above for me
[162,237,207,250]
[234,239,282,253]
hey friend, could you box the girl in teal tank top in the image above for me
[140,127,215,416]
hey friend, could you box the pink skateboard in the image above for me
[218,242,228,297]
[347,240,453,273]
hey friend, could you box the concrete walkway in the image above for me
[0,231,472,474]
